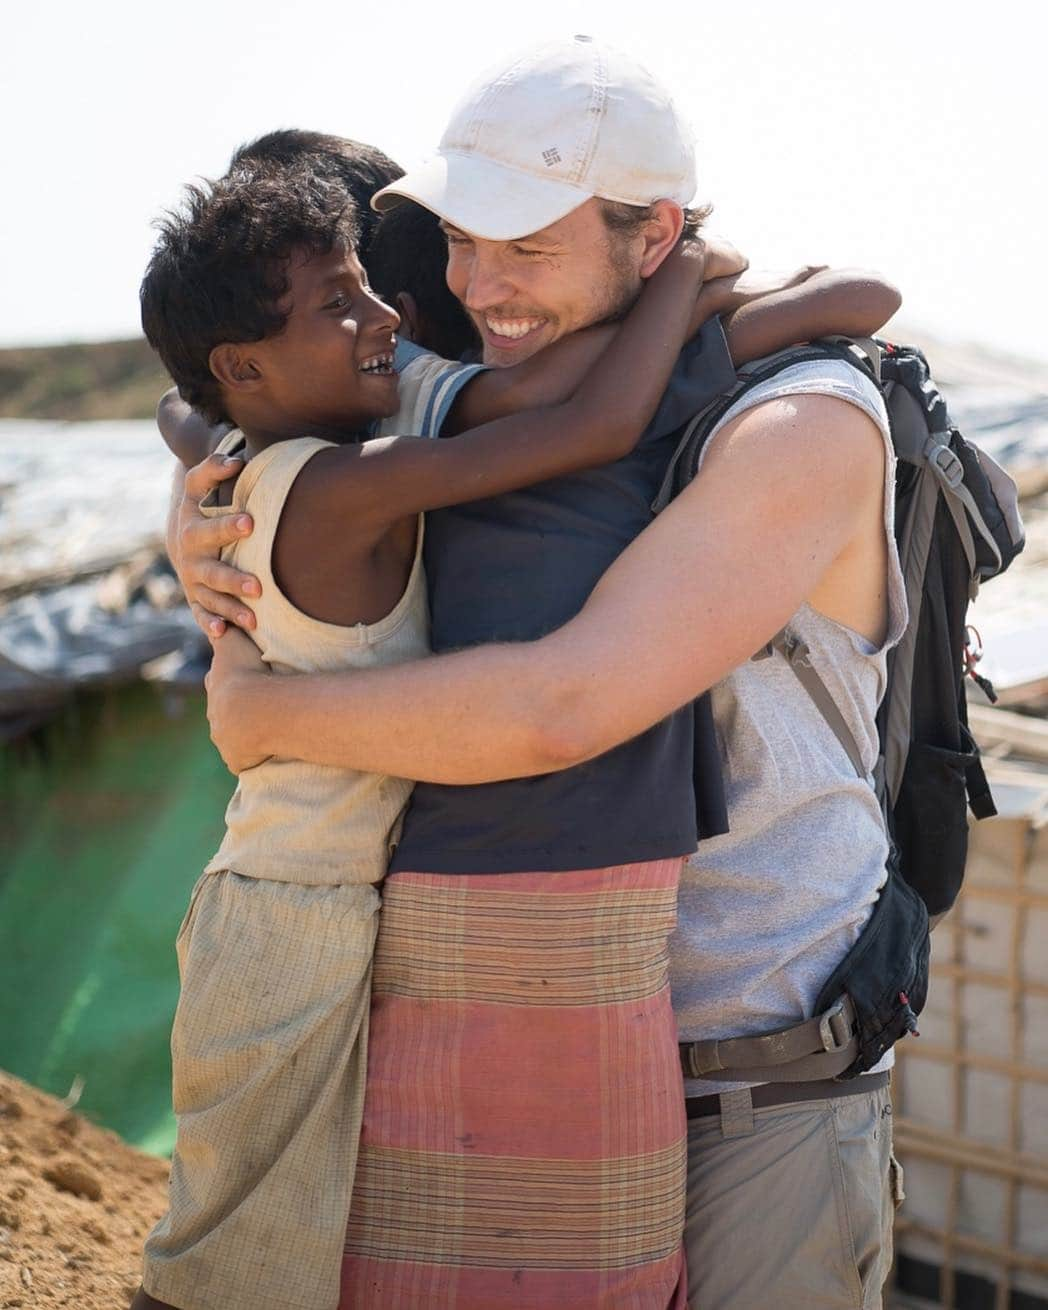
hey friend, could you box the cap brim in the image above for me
[371,151,592,241]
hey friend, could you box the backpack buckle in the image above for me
[818,998,855,1053]
[926,439,964,490]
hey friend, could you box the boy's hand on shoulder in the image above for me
[657,236,708,284]
[177,454,261,637]
[668,236,751,339]
[701,236,749,281]
[718,264,902,366]
[654,234,748,289]
[205,628,271,774]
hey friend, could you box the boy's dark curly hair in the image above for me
[140,166,358,425]
[367,200,478,361]
[227,129,402,257]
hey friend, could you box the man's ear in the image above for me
[638,200,685,278]
[394,292,422,345]
[209,343,264,394]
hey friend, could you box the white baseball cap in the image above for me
[372,36,697,241]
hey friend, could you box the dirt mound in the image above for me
[0,1071,168,1309]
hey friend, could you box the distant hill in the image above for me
[2,327,1044,424]
[0,338,171,420]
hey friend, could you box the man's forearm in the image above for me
[250,650,572,783]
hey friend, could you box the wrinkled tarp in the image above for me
[0,420,207,734]
[0,565,206,735]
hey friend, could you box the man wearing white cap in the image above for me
[194,35,903,1310]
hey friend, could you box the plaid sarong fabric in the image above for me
[340,861,689,1309]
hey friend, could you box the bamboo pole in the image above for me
[928,962,1048,999]
[893,1120,1048,1190]
[894,1218,1048,1279]
[943,893,966,1308]
[995,827,1026,1309]
[896,1043,1048,1087]
[960,884,1048,911]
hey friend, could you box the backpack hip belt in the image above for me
[679,995,859,1083]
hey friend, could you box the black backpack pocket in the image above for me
[813,858,930,1079]
[893,728,979,917]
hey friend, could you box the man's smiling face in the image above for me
[441,199,644,367]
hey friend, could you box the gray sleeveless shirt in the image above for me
[669,360,908,1094]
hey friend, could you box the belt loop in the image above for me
[718,1088,755,1139]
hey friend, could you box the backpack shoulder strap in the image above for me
[651,339,879,515]
[757,629,885,795]
[651,405,711,515]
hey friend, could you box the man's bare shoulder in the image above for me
[687,390,889,642]
[694,391,885,509]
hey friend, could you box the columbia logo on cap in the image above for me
[542,148,562,167]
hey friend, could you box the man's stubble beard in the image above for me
[596,235,645,328]
[482,240,643,367]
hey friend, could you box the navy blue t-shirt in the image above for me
[392,320,736,874]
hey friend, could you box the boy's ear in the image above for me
[394,292,422,345]
[209,343,264,392]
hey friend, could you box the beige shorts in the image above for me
[142,870,380,1310]
[684,1081,903,1310]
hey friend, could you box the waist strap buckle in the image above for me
[819,998,853,1054]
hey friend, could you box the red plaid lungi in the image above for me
[340,861,688,1309]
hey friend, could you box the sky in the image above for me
[4,0,1046,361]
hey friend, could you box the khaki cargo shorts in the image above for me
[684,1080,904,1310]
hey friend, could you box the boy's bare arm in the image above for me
[458,242,877,433]
[444,325,617,433]
[720,268,902,365]
[294,241,709,529]
[158,388,231,466]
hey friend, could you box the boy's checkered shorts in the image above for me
[142,870,379,1310]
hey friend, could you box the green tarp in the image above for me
[0,684,229,1154]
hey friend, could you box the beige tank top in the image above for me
[201,431,430,885]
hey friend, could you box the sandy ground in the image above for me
[0,1070,167,1309]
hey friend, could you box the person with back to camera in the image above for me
[174,38,905,1309]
